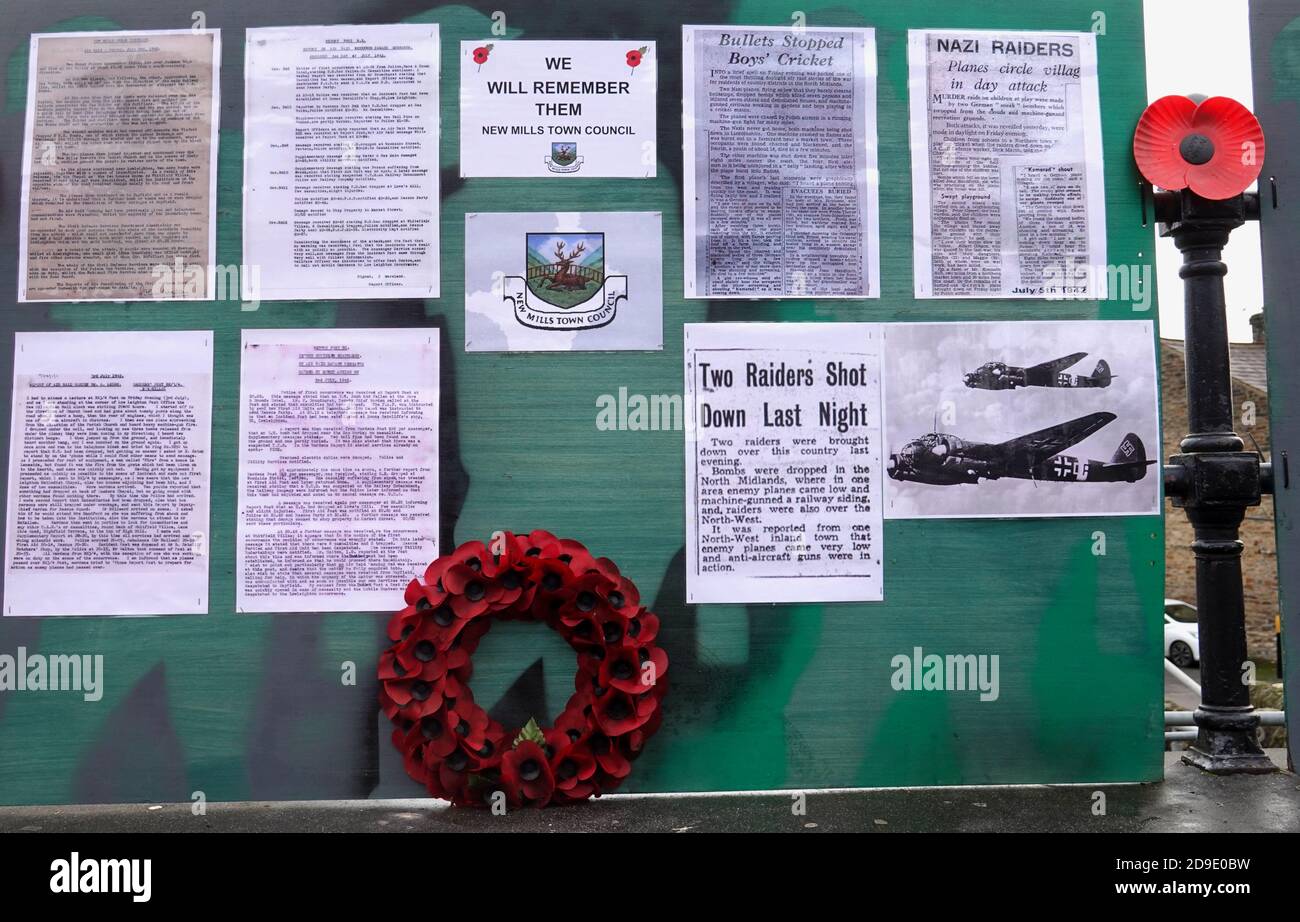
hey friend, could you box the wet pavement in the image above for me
[1165,665,1202,711]
[0,752,1294,833]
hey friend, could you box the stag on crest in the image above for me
[544,240,589,291]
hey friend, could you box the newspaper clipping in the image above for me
[684,323,884,604]
[18,30,221,302]
[908,30,1106,299]
[683,26,879,299]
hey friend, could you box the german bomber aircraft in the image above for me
[963,352,1112,391]
[886,411,1153,485]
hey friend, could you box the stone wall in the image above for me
[1161,342,1278,662]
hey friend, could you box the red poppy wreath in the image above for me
[379,530,668,808]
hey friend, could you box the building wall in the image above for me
[1161,343,1278,661]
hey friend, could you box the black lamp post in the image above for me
[1140,95,1276,773]
[1157,189,1274,773]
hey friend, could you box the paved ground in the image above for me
[0,752,1294,833]
[1165,665,1201,711]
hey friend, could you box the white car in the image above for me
[1164,599,1200,668]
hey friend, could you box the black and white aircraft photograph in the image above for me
[963,352,1112,390]
[887,411,1154,485]
[883,320,1161,518]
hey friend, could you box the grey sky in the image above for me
[1145,0,1262,343]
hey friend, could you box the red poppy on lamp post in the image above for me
[1131,95,1276,775]
[1133,95,1265,200]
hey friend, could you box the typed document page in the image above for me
[4,331,214,616]
[909,29,1106,299]
[243,24,440,301]
[237,329,440,613]
[684,323,884,604]
[18,30,220,302]
[683,26,879,299]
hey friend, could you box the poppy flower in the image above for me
[1133,95,1264,200]
[517,529,558,557]
[562,613,600,652]
[587,732,631,779]
[494,558,536,609]
[603,574,640,617]
[444,619,491,671]
[550,537,598,576]
[409,569,449,607]
[600,644,667,695]
[559,689,596,724]
[466,722,507,771]
[527,556,575,602]
[591,608,631,647]
[553,706,591,746]
[472,44,492,70]
[385,668,457,719]
[502,740,556,803]
[393,623,453,675]
[378,647,408,682]
[577,642,610,680]
[391,585,452,643]
[549,741,597,792]
[401,740,433,786]
[443,563,506,618]
[386,603,420,645]
[625,609,659,645]
[382,647,435,685]
[542,725,570,753]
[626,46,646,71]
[442,642,473,679]
[447,539,494,576]
[557,571,614,627]
[478,531,523,576]
[379,683,404,721]
[417,601,474,652]
[437,748,474,802]
[445,695,490,752]
[592,687,656,736]
[405,710,460,759]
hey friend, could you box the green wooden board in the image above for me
[0,0,1162,805]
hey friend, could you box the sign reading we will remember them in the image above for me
[460,40,657,178]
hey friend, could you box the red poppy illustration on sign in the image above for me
[627,45,646,74]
